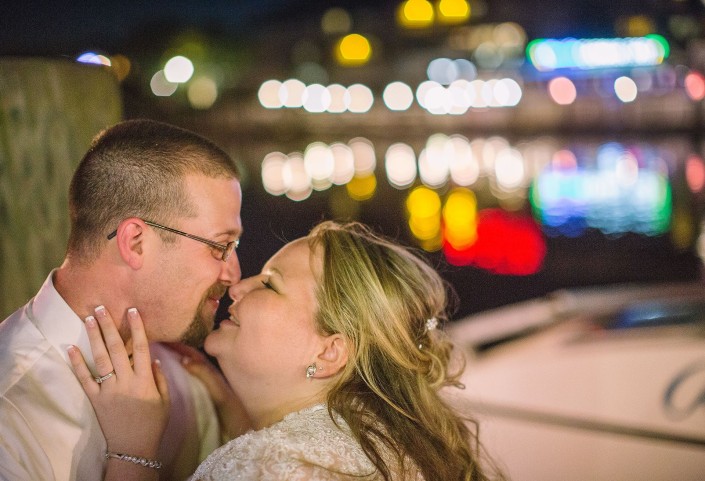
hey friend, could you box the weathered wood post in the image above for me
[0,58,122,318]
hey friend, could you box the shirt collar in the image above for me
[29,270,99,375]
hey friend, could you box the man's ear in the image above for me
[114,218,147,270]
[313,334,349,378]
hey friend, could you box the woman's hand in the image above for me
[68,306,170,480]
[166,342,251,440]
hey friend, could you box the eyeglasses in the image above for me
[107,220,239,262]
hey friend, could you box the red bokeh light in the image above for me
[443,208,546,275]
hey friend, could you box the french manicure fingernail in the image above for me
[85,315,96,327]
[127,307,138,320]
[95,305,106,317]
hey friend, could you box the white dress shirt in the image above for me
[0,272,220,481]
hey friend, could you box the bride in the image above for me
[68,221,499,480]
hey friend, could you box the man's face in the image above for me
[142,174,243,346]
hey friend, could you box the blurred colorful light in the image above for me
[346,174,377,201]
[383,82,414,111]
[527,35,669,71]
[385,143,417,188]
[614,76,638,102]
[187,76,218,109]
[685,71,705,101]
[437,0,470,24]
[397,0,434,28]
[163,56,194,83]
[548,77,577,105]
[443,208,545,275]
[442,188,478,250]
[336,34,372,66]
[150,70,178,97]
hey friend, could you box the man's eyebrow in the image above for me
[214,227,243,238]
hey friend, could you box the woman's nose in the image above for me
[227,275,258,303]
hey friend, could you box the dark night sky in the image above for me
[3,1,703,57]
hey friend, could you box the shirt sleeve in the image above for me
[0,397,54,481]
[186,370,222,462]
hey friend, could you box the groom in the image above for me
[0,119,243,480]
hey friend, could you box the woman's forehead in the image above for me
[266,238,321,278]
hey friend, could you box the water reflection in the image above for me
[259,134,703,280]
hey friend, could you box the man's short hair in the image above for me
[67,119,239,260]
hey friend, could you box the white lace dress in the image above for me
[191,404,389,480]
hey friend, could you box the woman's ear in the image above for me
[114,218,147,270]
[314,334,349,378]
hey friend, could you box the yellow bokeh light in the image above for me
[406,186,441,218]
[625,15,655,37]
[335,34,372,66]
[397,0,434,29]
[409,215,441,240]
[346,173,377,200]
[407,186,442,245]
[437,0,470,25]
[443,188,477,249]
[187,76,218,109]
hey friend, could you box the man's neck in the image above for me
[54,258,133,347]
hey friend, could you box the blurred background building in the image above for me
[3,0,705,319]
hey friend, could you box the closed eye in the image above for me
[262,280,275,290]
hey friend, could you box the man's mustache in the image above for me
[205,284,227,301]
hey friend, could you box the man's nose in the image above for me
[219,252,241,286]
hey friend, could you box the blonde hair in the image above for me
[308,221,497,481]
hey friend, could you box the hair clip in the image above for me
[425,317,438,332]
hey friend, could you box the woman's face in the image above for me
[204,238,324,390]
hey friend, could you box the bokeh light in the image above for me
[330,143,355,185]
[258,80,283,108]
[321,7,351,35]
[437,0,471,25]
[345,84,374,113]
[150,70,178,97]
[385,143,417,188]
[187,76,218,109]
[443,188,478,250]
[685,71,705,101]
[163,55,194,83]
[406,186,442,251]
[444,208,546,275]
[614,76,638,102]
[349,137,376,175]
[261,152,290,196]
[336,34,372,66]
[548,77,577,105]
[281,78,306,108]
[397,0,434,29]
[346,174,377,200]
[383,81,414,111]
[326,84,348,113]
[76,52,111,66]
[302,83,331,112]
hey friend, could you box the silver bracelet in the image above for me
[105,451,162,469]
